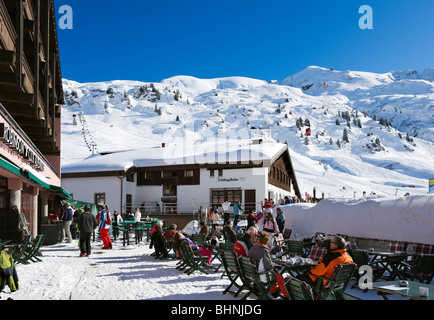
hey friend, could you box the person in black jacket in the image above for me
[223,220,237,243]
[77,206,98,257]
[153,221,168,259]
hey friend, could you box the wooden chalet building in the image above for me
[61,141,302,219]
[0,0,69,242]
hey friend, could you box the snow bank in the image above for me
[281,194,434,244]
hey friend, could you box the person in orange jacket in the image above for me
[297,236,353,287]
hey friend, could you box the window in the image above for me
[95,193,106,205]
[185,170,194,178]
[126,194,132,214]
[163,185,177,197]
[211,189,242,206]
[218,169,223,177]
[210,169,215,177]
[163,171,177,179]
[126,173,134,182]
[145,171,160,179]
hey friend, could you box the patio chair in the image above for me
[273,233,290,257]
[287,240,306,257]
[406,243,433,265]
[221,250,245,297]
[193,234,207,247]
[312,263,357,300]
[284,277,315,300]
[389,241,407,253]
[14,234,46,264]
[307,245,326,262]
[179,241,209,276]
[10,235,32,264]
[283,229,292,240]
[400,254,434,284]
[237,255,276,300]
[349,249,384,286]
[220,242,235,252]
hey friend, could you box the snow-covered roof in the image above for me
[62,140,289,174]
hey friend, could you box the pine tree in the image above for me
[174,90,181,101]
[343,128,349,143]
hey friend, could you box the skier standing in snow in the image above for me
[98,205,112,249]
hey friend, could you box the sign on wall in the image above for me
[0,123,45,171]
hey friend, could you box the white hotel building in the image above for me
[61,140,301,216]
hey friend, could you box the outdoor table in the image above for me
[368,250,409,281]
[371,281,434,300]
[272,257,317,277]
[119,221,137,246]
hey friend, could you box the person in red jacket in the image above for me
[233,227,258,256]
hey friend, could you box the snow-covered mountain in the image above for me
[60,66,434,199]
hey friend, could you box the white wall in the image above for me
[62,176,121,211]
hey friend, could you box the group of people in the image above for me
[231,223,353,298]
[61,203,132,257]
[219,203,353,299]
[61,203,98,257]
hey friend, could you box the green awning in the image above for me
[0,156,71,199]
[50,185,72,200]
[0,157,21,176]
[25,171,51,190]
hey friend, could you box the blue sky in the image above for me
[54,0,434,83]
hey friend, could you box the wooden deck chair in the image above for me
[349,249,384,286]
[313,263,357,300]
[180,241,208,276]
[287,240,306,257]
[400,254,434,284]
[237,256,275,300]
[10,235,32,265]
[221,250,245,297]
[285,277,315,300]
[16,234,46,264]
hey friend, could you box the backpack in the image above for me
[105,212,112,225]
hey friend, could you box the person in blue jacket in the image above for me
[62,203,73,243]
[275,208,285,233]
[233,200,240,227]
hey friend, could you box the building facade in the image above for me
[0,0,68,241]
[61,142,301,216]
